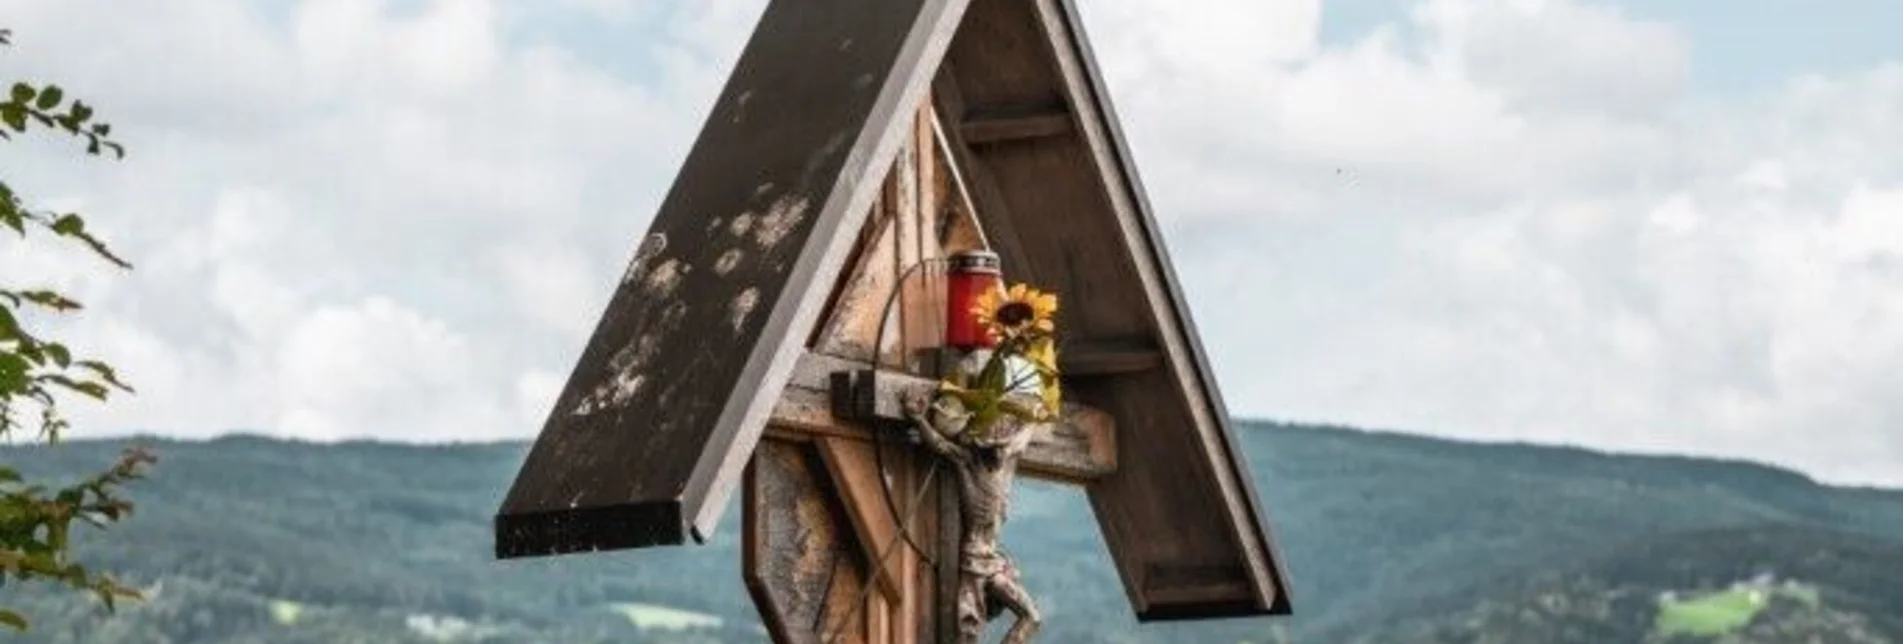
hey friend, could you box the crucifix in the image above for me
[492,1,1293,642]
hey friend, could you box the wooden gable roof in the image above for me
[495,0,1292,620]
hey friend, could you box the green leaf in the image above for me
[0,353,29,391]
[43,214,130,267]
[20,291,79,313]
[18,552,59,576]
[0,305,19,342]
[49,213,82,235]
[1,105,25,132]
[19,291,80,312]
[17,340,44,366]
[969,405,1001,436]
[71,360,111,376]
[977,353,1008,393]
[0,609,26,631]
[43,343,70,368]
[42,375,109,401]
[74,361,132,393]
[9,82,33,104]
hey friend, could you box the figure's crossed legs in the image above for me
[988,566,1042,644]
[955,565,1041,644]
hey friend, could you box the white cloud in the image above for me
[273,296,494,440]
[1079,0,1903,485]
[0,0,756,443]
[513,369,565,430]
[2,0,1900,486]
[1412,0,1690,115]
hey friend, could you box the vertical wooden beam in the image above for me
[890,116,925,370]
[934,470,961,644]
[916,106,939,258]
[817,438,906,598]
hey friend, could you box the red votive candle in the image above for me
[945,250,1002,350]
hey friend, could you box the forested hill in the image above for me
[4,422,1901,643]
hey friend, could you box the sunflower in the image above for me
[970,282,1058,340]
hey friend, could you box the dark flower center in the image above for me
[996,302,1035,326]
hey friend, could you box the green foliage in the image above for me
[935,283,1061,440]
[0,28,150,632]
[1656,587,1772,638]
[3,427,1901,643]
[1389,525,1903,644]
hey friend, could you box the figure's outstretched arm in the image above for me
[911,413,970,463]
[903,388,971,464]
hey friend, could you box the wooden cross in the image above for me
[493,1,1293,642]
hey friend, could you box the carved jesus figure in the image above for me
[903,381,1043,644]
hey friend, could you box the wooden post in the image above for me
[744,104,1118,644]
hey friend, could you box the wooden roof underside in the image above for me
[494,0,1291,621]
[934,0,1290,619]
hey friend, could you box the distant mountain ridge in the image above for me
[2,422,1899,643]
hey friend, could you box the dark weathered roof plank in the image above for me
[496,0,971,559]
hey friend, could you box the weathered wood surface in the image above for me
[933,0,1292,618]
[747,106,964,644]
[813,200,903,364]
[745,438,874,644]
[817,437,905,598]
[1043,0,1291,617]
[496,0,972,559]
[747,434,945,644]
[772,351,1117,482]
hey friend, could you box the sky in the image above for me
[2,0,1900,487]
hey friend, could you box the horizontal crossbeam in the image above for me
[1061,336,1165,376]
[770,351,1117,482]
[960,104,1073,144]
